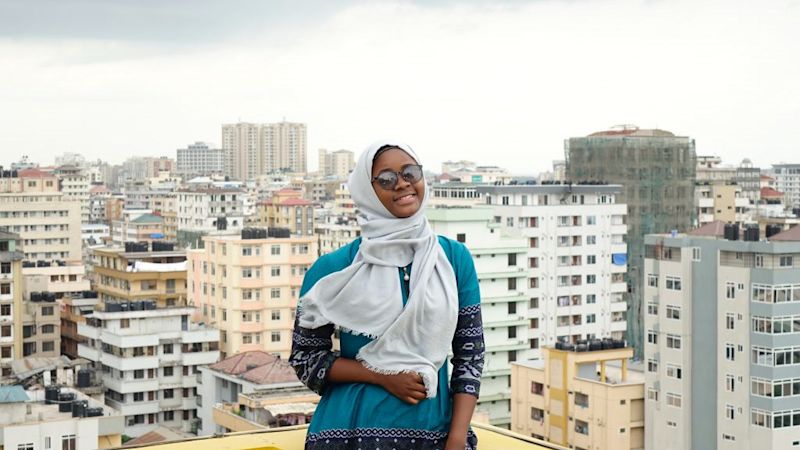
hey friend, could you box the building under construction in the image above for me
[565,126,697,359]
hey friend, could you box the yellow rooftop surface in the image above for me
[117,423,567,450]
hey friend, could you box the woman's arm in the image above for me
[446,303,485,449]
[329,359,427,404]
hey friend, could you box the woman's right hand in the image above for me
[376,372,427,404]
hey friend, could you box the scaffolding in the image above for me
[564,129,697,359]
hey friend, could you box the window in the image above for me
[665,276,682,291]
[586,235,596,245]
[726,374,735,392]
[666,364,682,379]
[271,266,281,277]
[456,233,466,243]
[121,318,130,328]
[271,245,281,255]
[575,419,589,435]
[780,256,793,267]
[586,275,596,284]
[508,350,517,362]
[575,392,589,408]
[508,278,517,291]
[508,327,517,339]
[587,255,596,265]
[666,305,681,320]
[0,283,9,295]
[18,444,34,450]
[647,359,658,373]
[647,388,658,401]
[751,408,770,428]
[531,382,544,395]
[163,389,174,399]
[726,405,735,420]
[42,341,54,352]
[164,410,175,421]
[726,343,735,361]
[586,294,596,304]
[647,302,658,315]
[163,343,173,354]
[726,282,736,299]
[666,393,682,408]
[164,366,174,376]
[692,247,701,261]
[0,304,10,316]
[666,334,681,349]
[508,253,517,266]
[61,435,76,450]
[133,392,144,402]
[726,313,735,330]
[531,407,544,421]
[647,331,658,344]
[508,302,517,314]
[271,310,281,321]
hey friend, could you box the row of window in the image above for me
[752,316,800,334]
[752,408,800,429]
[752,284,800,303]
[646,274,682,291]
[751,377,800,398]
[752,346,800,367]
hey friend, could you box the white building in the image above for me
[0,385,124,450]
[429,182,485,207]
[53,165,91,224]
[77,304,219,437]
[772,163,800,209]
[222,121,308,180]
[176,142,225,177]
[477,184,629,353]
[177,188,246,233]
[196,351,316,436]
[427,207,528,427]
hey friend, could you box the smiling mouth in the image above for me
[394,193,416,201]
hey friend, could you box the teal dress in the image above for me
[289,236,485,450]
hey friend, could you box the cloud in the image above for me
[0,0,798,173]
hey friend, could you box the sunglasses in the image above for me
[371,164,424,191]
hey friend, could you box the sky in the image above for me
[0,0,798,174]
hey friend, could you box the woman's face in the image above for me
[371,148,425,218]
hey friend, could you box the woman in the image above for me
[290,141,484,450]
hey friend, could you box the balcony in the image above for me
[102,375,159,394]
[182,350,220,366]
[77,343,101,361]
[100,352,159,371]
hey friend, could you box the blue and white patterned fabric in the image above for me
[290,236,485,449]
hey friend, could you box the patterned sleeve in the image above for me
[449,241,485,398]
[289,318,339,395]
[288,253,343,395]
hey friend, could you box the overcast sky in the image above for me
[0,0,798,174]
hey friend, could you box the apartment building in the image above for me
[111,212,165,245]
[196,351,317,436]
[78,245,219,437]
[53,165,91,224]
[187,230,317,359]
[0,231,23,377]
[643,224,800,450]
[427,207,529,427]
[176,188,245,233]
[695,182,750,226]
[60,291,100,358]
[0,385,124,450]
[511,345,644,450]
[317,149,354,178]
[88,185,112,224]
[477,184,629,355]
[222,121,307,180]
[772,164,800,209]
[253,189,314,236]
[0,169,82,262]
[176,142,225,177]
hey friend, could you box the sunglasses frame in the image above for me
[371,164,424,191]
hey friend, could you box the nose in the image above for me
[395,174,411,190]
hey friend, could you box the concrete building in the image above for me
[566,126,696,357]
[253,189,315,236]
[302,178,339,203]
[772,163,800,209]
[88,185,112,224]
[696,156,736,184]
[735,159,762,205]
[176,188,245,234]
[0,231,24,377]
[111,212,165,246]
[78,246,219,437]
[187,230,316,360]
[477,184,629,353]
[53,165,91,224]
[0,169,82,262]
[0,385,124,450]
[430,182,486,207]
[60,291,100,359]
[196,351,318,436]
[176,142,225,177]
[317,149,354,179]
[695,182,750,226]
[222,121,307,180]
[643,223,800,450]
[427,207,529,427]
[511,345,644,450]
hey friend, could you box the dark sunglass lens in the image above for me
[377,172,398,189]
[402,165,422,182]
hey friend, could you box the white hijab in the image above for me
[298,140,459,398]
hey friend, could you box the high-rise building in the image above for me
[53,165,91,224]
[78,245,219,437]
[0,168,82,262]
[566,126,696,358]
[318,149,354,179]
[176,188,246,248]
[643,224,800,450]
[735,159,762,206]
[187,230,317,360]
[222,121,307,180]
[427,207,529,427]
[0,231,23,377]
[771,164,800,209]
[176,142,225,177]
[477,184,629,355]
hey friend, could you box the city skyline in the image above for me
[1,0,799,173]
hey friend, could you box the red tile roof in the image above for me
[760,187,784,198]
[17,168,54,178]
[688,220,726,237]
[280,198,312,206]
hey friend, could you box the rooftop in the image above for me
[279,198,313,206]
[687,220,726,237]
[587,126,677,137]
[770,225,800,241]
[209,351,300,386]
